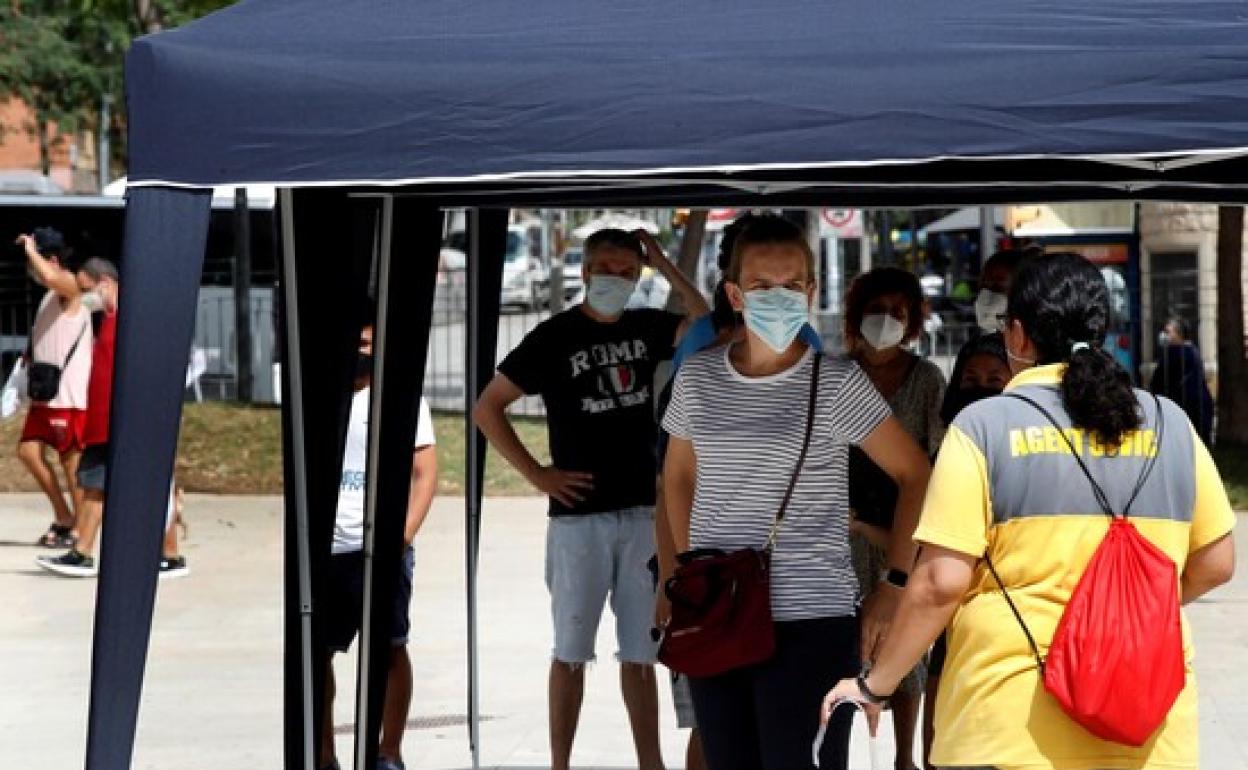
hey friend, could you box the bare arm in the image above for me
[634,229,710,333]
[855,415,933,662]
[17,235,79,300]
[654,479,678,626]
[403,445,438,546]
[1182,533,1235,604]
[471,372,593,507]
[823,544,976,731]
[662,436,697,553]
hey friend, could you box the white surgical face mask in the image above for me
[974,289,1009,332]
[742,287,809,353]
[585,274,636,316]
[861,313,906,351]
[81,291,105,313]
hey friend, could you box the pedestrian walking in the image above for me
[1150,317,1214,446]
[14,228,92,549]
[474,227,709,770]
[842,266,946,770]
[35,258,188,578]
[662,214,931,770]
[823,252,1236,770]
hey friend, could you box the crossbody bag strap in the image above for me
[61,321,89,369]
[764,352,821,552]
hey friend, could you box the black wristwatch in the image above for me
[883,568,909,589]
[856,674,889,705]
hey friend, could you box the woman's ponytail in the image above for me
[1061,344,1141,447]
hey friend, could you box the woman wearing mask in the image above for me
[922,332,1011,769]
[663,215,931,770]
[653,213,824,770]
[824,253,1236,770]
[843,267,947,770]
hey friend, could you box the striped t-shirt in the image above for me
[663,346,891,621]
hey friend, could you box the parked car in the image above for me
[445,226,547,311]
[627,267,671,310]
[535,248,585,307]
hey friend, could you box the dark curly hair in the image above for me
[1008,252,1141,446]
[843,267,925,347]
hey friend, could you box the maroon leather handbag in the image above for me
[657,354,820,678]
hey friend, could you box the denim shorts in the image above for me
[545,506,658,665]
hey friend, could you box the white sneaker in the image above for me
[158,556,190,580]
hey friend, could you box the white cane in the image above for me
[812,698,880,770]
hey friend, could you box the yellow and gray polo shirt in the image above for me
[915,364,1235,770]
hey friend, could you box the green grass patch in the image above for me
[1213,443,1248,510]
[0,402,548,496]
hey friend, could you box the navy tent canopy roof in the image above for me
[127,0,1248,200]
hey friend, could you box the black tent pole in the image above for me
[354,198,444,769]
[278,189,317,770]
[465,207,508,769]
[84,187,211,770]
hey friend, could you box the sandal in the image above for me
[37,524,76,549]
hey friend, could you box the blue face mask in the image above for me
[742,287,809,353]
[585,275,636,316]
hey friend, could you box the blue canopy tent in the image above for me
[97,1,1248,768]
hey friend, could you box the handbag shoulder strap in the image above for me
[61,321,89,370]
[764,351,821,551]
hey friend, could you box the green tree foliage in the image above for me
[0,0,233,175]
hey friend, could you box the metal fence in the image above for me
[191,288,280,403]
[2,269,977,412]
[425,268,552,417]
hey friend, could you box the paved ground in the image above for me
[0,494,1244,769]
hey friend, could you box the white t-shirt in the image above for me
[333,387,436,554]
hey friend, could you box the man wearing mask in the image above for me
[35,258,189,579]
[474,227,708,770]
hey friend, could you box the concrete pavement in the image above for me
[0,494,1244,769]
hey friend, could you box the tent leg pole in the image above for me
[280,188,317,770]
[465,208,483,770]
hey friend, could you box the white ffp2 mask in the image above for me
[861,313,905,351]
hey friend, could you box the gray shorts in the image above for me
[77,443,108,491]
[671,672,696,729]
[545,507,658,665]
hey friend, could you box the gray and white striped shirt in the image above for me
[663,346,890,621]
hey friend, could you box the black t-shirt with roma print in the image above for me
[498,307,681,516]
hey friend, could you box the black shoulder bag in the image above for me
[28,322,89,403]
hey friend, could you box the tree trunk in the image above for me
[1215,205,1248,445]
[134,0,162,32]
[37,115,50,176]
[666,210,708,314]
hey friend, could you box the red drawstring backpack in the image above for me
[986,393,1185,747]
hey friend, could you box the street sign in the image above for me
[820,208,863,238]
